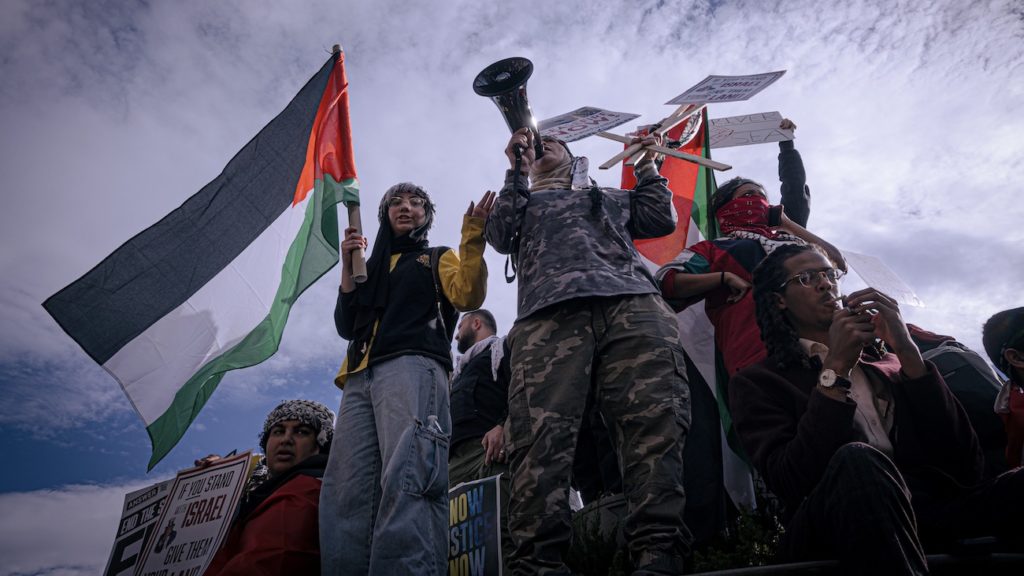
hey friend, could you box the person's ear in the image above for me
[773,291,787,312]
[1005,348,1024,369]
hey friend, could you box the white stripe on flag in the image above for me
[103,192,313,425]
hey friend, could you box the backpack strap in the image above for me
[429,246,457,338]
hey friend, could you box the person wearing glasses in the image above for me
[729,243,1024,571]
[656,176,846,377]
[322,183,494,575]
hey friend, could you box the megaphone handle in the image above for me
[347,205,369,284]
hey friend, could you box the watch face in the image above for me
[819,369,837,388]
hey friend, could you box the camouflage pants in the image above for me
[506,294,692,575]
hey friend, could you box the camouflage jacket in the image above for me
[484,163,676,319]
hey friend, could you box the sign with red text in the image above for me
[448,474,502,576]
[538,107,640,143]
[104,479,173,576]
[135,451,251,576]
[666,70,786,105]
[709,111,794,148]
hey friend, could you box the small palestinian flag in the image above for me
[621,107,717,265]
[43,50,359,469]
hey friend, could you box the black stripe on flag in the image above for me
[43,56,335,366]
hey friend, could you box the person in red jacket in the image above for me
[204,399,334,576]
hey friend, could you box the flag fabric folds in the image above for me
[43,51,358,469]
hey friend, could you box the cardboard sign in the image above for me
[666,70,786,105]
[448,474,503,576]
[709,111,794,148]
[842,250,925,307]
[135,451,252,576]
[538,107,640,143]
[103,480,173,576]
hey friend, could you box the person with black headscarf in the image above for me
[320,183,493,576]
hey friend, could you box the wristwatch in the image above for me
[818,368,851,390]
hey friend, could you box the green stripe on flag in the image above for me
[145,179,342,469]
[326,174,360,206]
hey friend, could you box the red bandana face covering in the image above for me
[717,194,776,237]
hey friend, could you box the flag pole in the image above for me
[333,44,368,283]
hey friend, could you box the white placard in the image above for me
[103,480,173,576]
[135,451,253,576]
[709,111,794,148]
[666,70,786,105]
[538,106,640,143]
[842,250,925,307]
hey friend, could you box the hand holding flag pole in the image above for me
[596,103,731,172]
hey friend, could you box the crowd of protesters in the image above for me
[199,119,1022,576]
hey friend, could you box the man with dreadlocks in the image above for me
[730,243,1024,572]
[984,307,1024,468]
[485,127,692,575]
[321,183,493,575]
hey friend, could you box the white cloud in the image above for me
[0,480,154,576]
[0,0,1021,473]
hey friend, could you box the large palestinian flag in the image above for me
[43,51,358,469]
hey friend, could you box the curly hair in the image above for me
[751,243,828,370]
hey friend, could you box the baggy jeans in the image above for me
[320,355,451,576]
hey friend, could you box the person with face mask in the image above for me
[321,183,493,575]
[655,175,846,377]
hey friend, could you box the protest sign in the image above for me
[103,479,173,576]
[708,111,794,149]
[538,106,640,143]
[842,250,925,307]
[135,451,252,576]
[448,474,503,576]
[666,70,786,105]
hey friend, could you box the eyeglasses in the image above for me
[387,196,427,209]
[778,267,844,290]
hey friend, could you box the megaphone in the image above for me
[473,57,544,159]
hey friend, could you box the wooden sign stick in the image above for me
[626,103,706,165]
[598,132,730,171]
[597,103,705,170]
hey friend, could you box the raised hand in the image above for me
[467,190,497,219]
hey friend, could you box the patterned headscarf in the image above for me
[259,399,336,451]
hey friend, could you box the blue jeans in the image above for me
[320,355,451,575]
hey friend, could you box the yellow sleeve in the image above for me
[438,215,488,311]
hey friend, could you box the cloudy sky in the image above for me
[1,0,1021,573]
